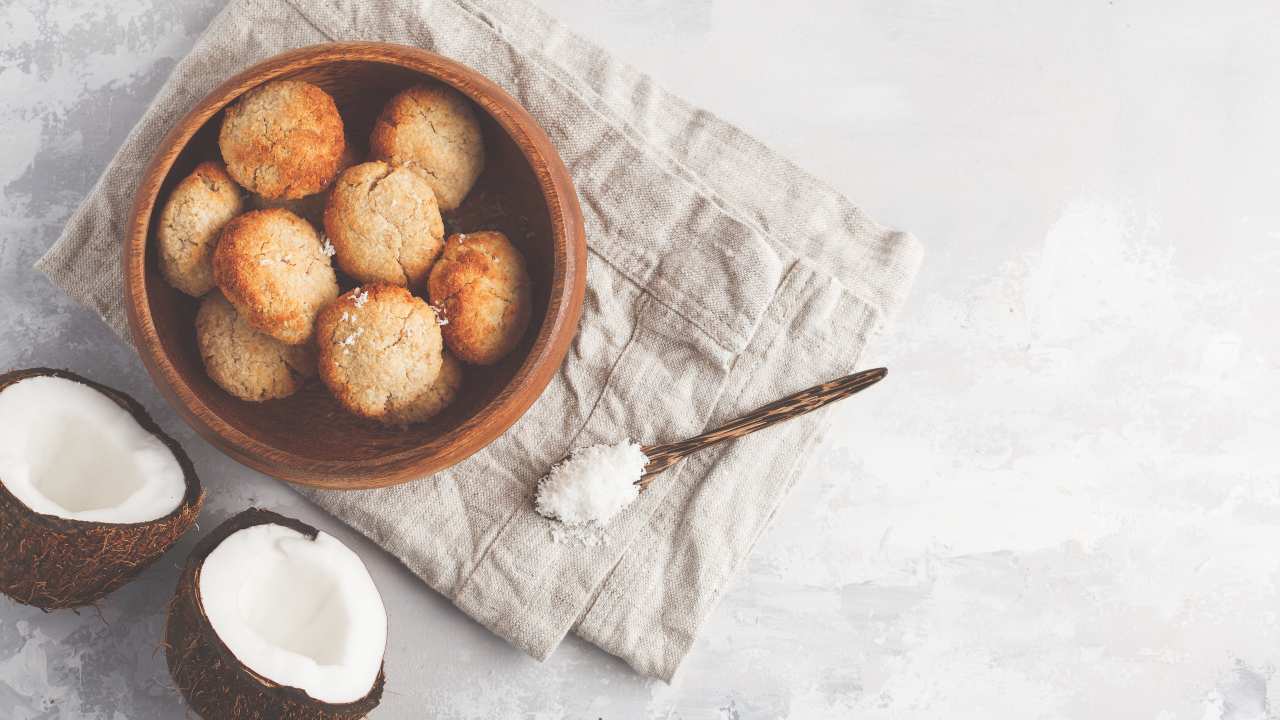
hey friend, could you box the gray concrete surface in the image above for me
[3,1,1280,717]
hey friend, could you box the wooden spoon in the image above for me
[637,367,887,488]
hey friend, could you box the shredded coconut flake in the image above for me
[549,523,609,547]
[430,304,449,326]
[352,289,369,308]
[340,328,364,347]
[320,236,336,257]
[535,440,647,530]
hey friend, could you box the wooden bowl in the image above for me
[123,43,586,489]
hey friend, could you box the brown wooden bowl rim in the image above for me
[123,42,586,489]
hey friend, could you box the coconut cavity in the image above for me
[167,508,386,719]
[0,368,203,609]
[0,374,187,521]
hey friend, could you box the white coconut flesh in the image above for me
[0,376,186,523]
[198,523,387,705]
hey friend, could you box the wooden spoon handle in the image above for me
[638,367,887,486]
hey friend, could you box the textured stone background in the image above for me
[3,1,1280,718]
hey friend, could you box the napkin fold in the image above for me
[36,0,922,680]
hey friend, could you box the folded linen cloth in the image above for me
[36,0,923,680]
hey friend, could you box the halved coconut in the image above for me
[0,368,203,609]
[166,508,387,719]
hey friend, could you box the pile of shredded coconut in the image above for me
[534,440,647,531]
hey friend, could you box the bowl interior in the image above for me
[145,60,555,466]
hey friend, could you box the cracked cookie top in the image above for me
[196,292,316,402]
[427,230,532,366]
[249,143,361,225]
[156,161,244,297]
[314,284,446,424]
[212,208,339,345]
[219,79,346,200]
[369,83,485,211]
[323,160,445,290]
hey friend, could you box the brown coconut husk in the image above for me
[166,508,386,720]
[0,368,205,610]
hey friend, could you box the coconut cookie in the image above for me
[428,231,532,365]
[156,161,243,297]
[315,284,445,424]
[212,208,339,345]
[323,161,445,289]
[219,79,346,200]
[386,350,463,424]
[196,293,316,402]
[369,84,485,211]
[249,142,359,225]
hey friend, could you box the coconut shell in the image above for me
[166,508,386,720]
[0,368,205,610]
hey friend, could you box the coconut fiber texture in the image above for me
[36,0,924,680]
[165,508,384,720]
[0,369,204,610]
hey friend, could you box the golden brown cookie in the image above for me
[315,284,445,423]
[196,292,316,401]
[427,230,532,365]
[386,351,463,424]
[219,79,346,200]
[369,84,485,211]
[323,161,445,289]
[156,161,243,296]
[248,143,360,225]
[212,208,339,345]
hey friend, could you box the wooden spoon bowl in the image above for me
[123,43,586,489]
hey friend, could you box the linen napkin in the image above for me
[36,0,923,680]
